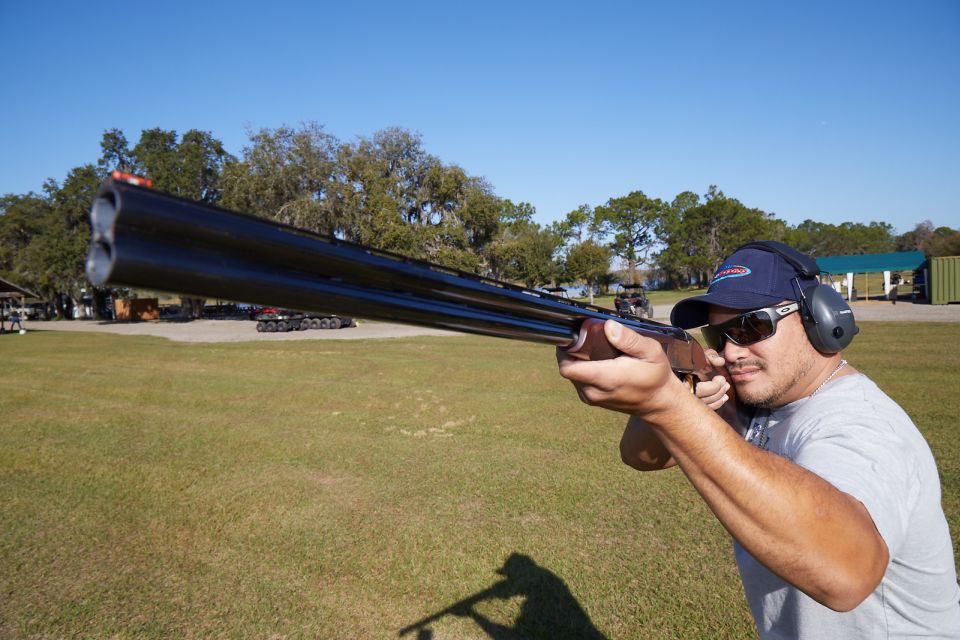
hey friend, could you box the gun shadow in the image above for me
[399,552,608,639]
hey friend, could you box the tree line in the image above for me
[2,123,958,318]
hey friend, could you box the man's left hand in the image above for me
[556,320,688,416]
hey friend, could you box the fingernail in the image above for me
[607,321,622,340]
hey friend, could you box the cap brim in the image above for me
[670,291,787,328]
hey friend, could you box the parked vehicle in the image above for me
[254,309,354,332]
[614,284,653,319]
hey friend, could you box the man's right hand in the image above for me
[694,349,730,411]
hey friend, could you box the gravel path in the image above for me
[18,301,959,344]
[21,319,458,343]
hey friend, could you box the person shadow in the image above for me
[399,553,608,639]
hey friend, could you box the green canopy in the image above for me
[0,276,38,299]
[815,251,925,275]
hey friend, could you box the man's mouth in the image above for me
[727,361,764,383]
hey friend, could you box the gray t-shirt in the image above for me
[734,373,960,638]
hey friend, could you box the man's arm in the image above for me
[617,351,731,471]
[558,320,889,612]
[619,415,675,470]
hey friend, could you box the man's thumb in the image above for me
[604,320,658,359]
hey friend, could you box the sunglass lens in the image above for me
[700,325,725,350]
[727,311,775,345]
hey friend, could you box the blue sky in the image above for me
[1,1,957,235]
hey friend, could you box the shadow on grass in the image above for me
[399,553,607,639]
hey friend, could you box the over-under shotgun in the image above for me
[86,177,710,381]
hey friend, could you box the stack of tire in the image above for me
[255,315,354,332]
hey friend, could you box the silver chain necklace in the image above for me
[746,359,848,449]
[810,359,848,397]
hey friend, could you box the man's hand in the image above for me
[556,320,687,416]
[694,349,730,411]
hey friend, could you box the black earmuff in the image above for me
[736,241,859,353]
[798,284,859,353]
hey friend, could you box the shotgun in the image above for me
[397,579,512,636]
[85,177,711,381]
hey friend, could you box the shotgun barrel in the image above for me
[86,178,710,377]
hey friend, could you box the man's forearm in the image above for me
[619,416,676,470]
[644,389,888,611]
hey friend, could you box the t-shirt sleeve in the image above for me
[788,414,918,557]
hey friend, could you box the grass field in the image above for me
[1,322,958,638]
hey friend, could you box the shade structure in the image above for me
[816,251,925,275]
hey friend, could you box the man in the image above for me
[8,309,22,331]
[557,242,960,638]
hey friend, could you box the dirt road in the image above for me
[22,319,458,343]
[20,300,958,344]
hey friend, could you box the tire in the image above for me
[256,321,265,332]
[329,317,342,330]
[309,318,321,330]
[297,320,309,331]
[265,320,277,332]
[319,318,331,330]
[276,321,288,332]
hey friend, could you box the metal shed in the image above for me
[929,256,960,305]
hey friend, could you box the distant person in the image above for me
[557,241,960,638]
[914,270,927,301]
[8,310,21,331]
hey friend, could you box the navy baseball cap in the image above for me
[670,246,819,329]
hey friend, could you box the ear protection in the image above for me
[737,241,859,353]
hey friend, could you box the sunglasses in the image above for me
[700,302,800,351]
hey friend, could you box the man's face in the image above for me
[707,303,817,409]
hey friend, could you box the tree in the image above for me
[98,128,133,174]
[498,200,536,227]
[0,193,54,316]
[895,221,936,252]
[924,226,960,257]
[651,192,699,288]
[486,200,533,281]
[509,224,563,288]
[0,193,48,277]
[485,201,562,287]
[787,219,894,256]
[328,127,501,270]
[895,221,960,257]
[102,128,235,317]
[26,166,104,317]
[221,122,340,234]
[564,239,611,304]
[594,191,668,285]
[552,205,597,245]
[658,186,785,287]
[123,128,233,203]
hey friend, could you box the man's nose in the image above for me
[721,340,752,363]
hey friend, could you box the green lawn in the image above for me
[1,323,958,638]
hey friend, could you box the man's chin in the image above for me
[732,381,777,409]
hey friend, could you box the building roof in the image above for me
[815,250,926,275]
[0,276,39,299]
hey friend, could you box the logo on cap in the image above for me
[712,264,752,284]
